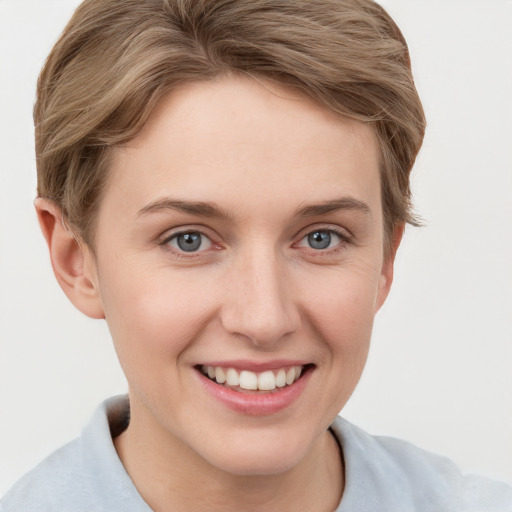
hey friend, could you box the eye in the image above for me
[167,231,212,253]
[298,229,346,250]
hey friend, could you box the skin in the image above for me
[37,75,402,511]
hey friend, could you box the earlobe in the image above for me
[375,223,405,312]
[35,198,105,319]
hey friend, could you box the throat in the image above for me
[116,414,344,512]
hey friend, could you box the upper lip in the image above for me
[195,359,312,372]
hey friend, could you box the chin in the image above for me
[209,451,303,477]
[199,428,312,477]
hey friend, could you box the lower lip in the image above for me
[196,368,313,416]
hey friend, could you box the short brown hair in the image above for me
[35,0,425,254]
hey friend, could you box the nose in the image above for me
[220,248,300,347]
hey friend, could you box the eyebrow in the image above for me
[294,197,372,218]
[137,196,371,221]
[137,198,232,220]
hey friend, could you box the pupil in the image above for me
[177,232,201,252]
[308,231,331,249]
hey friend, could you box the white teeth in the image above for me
[202,365,306,391]
[258,370,276,391]
[285,367,296,385]
[215,367,226,384]
[275,369,286,388]
[226,368,239,386]
[239,370,258,390]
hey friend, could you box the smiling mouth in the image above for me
[197,364,314,393]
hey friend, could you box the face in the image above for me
[86,75,395,476]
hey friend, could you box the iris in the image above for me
[176,232,202,252]
[308,231,332,250]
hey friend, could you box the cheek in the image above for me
[300,265,380,344]
[98,265,217,370]
[314,290,374,378]
[293,270,377,420]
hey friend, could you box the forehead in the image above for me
[103,75,382,224]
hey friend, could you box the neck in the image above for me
[114,411,344,512]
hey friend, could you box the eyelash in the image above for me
[159,226,352,257]
[159,229,219,258]
[294,226,352,254]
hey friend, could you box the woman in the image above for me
[1,0,511,510]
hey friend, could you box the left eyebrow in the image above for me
[293,197,372,218]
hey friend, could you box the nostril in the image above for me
[220,308,300,347]
[219,260,300,345]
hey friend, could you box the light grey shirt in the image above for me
[2,395,511,511]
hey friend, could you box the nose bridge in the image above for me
[221,244,299,346]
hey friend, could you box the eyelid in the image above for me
[158,225,222,255]
[168,232,212,252]
[293,224,353,252]
[158,224,215,241]
[294,223,352,242]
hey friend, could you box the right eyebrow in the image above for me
[136,198,232,221]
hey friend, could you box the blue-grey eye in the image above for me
[169,231,211,252]
[307,231,332,249]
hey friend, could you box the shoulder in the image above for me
[1,396,149,512]
[331,416,512,512]
[0,438,90,512]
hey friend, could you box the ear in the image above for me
[35,198,105,319]
[375,223,405,312]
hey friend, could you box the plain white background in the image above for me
[0,0,511,496]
